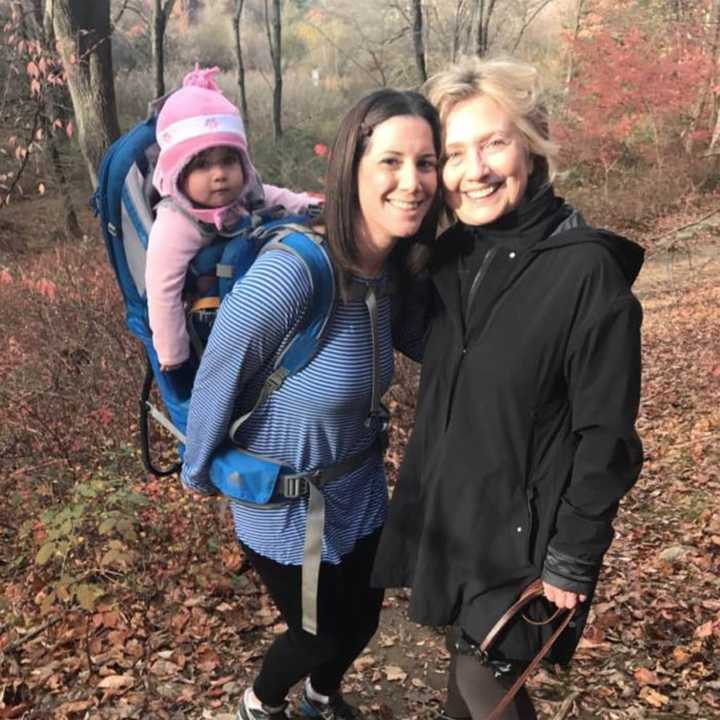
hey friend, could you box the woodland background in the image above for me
[0,0,719,718]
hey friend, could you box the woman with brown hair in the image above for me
[181,88,442,720]
[372,57,644,719]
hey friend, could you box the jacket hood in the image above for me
[537,211,645,287]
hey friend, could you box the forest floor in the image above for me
[0,195,719,720]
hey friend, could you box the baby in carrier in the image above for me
[146,66,318,371]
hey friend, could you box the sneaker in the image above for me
[298,687,363,720]
[236,688,289,720]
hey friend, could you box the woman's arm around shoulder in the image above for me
[392,273,434,363]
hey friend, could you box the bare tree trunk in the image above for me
[26,0,81,237]
[450,0,466,63]
[48,0,120,189]
[45,125,82,238]
[469,0,498,57]
[564,0,588,97]
[709,107,720,154]
[151,0,177,99]
[232,0,250,139]
[473,0,484,56]
[412,0,427,84]
[474,0,497,56]
[686,0,720,153]
[264,0,282,143]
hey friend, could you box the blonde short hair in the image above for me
[423,56,559,182]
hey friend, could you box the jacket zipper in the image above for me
[444,247,497,431]
[464,246,497,329]
[525,484,535,562]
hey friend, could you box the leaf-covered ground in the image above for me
[1,199,718,719]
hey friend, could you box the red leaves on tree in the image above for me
[561,4,712,173]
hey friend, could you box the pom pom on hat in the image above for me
[153,65,253,198]
[182,64,222,92]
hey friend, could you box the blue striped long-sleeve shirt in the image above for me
[181,248,394,565]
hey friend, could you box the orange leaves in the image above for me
[694,618,720,639]
[639,687,670,708]
[634,666,661,686]
[97,674,134,690]
[90,406,115,427]
[52,699,94,718]
[195,646,221,673]
[25,58,49,80]
[35,278,57,301]
[0,216,719,718]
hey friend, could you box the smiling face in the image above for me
[442,95,532,226]
[355,115,438,274]
[181,146,246,208]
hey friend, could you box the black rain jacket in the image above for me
[374,212,644,663]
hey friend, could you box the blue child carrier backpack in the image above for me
[93,110,393,637]
[91,113,336,503]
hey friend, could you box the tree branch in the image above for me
[3,617,62,653]
[111,0,146,33]
[652,206,720,247]
[263,0,275,67]
[297,19,384,85]
[2,104,42,206]
[512,0,556,53]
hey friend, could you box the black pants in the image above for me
[241,529,384,707]
[445,654,538,720]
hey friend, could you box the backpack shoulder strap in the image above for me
[228,224,335,441]
[261,224,335,373]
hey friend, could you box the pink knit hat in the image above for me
[153,66,263,226]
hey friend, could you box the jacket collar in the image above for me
[430,208,601,339]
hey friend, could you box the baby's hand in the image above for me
[160,362,183,372]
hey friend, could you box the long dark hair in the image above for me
[317,89,442,296]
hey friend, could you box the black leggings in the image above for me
[241,529,384,707]
[445,654,538,720]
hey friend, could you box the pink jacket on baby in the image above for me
[145,185,316,367]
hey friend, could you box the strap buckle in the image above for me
[282,475,308,498]
[279,470,320,499]
[265,368,289,394]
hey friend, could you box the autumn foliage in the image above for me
[0,4,74,206]
[1,0,720,716]
[564,26,702,169]
[557,0,720,218]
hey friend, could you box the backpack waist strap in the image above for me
[273,432,386,500]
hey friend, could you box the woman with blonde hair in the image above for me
[372,57,644,719]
